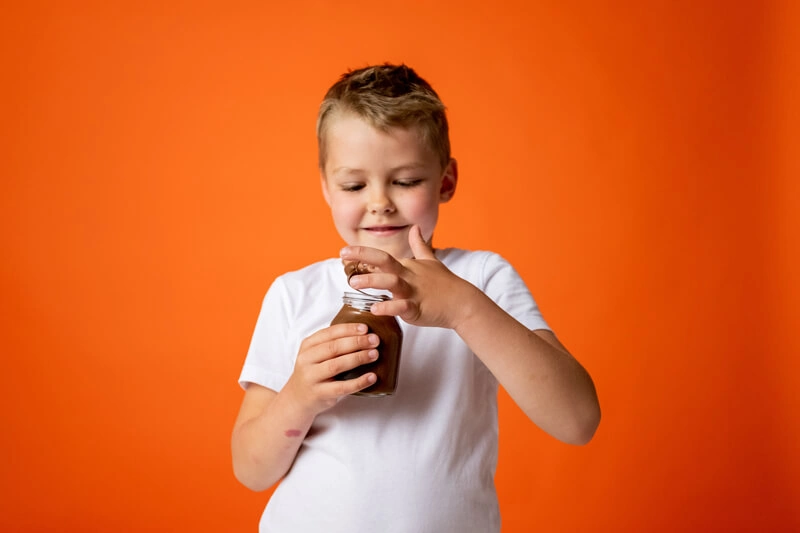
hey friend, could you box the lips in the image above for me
[362,225,408,235]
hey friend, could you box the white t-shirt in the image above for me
[239,248,549,533]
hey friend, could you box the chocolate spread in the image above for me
[331,292,403,396]
[344,261,371,285]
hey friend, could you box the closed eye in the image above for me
[340,183,365,192]
[394,179,423,188]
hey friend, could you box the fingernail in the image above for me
[356,324,368,333]
[368,334,379,345]
[368,349,379,360]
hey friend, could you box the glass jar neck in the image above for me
[341,291,390,312]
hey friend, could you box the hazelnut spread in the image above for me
[344,261,372,288]
[331,292,403,396]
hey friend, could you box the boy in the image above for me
[232,63,600,532]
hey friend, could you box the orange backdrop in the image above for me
[2,1,798,531]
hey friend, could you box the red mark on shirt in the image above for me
[284,429,302,438]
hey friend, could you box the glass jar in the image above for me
[330,292,403,397]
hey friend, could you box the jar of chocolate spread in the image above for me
[330,292,403,397]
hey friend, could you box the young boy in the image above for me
[232,63,600,532]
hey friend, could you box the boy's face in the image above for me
[320,113,456,260]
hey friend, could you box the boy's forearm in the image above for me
[453,288,600,445]
[232,387,315,492]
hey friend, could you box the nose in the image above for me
[368,188,395,215]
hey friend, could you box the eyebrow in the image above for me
[330,164,428,177]
[330,167,364,178]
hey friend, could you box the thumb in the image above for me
[409,225,436,260]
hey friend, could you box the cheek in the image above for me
[329,196,361,226]
[404,195,440,226]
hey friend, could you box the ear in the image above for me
[439,158,458,203]
[320,170,332,206]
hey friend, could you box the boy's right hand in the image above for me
[282,323,379,417]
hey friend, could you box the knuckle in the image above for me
[317,387,336,406]
[326,340,340,358]
[333,380,350,397]
[325,357,345,376]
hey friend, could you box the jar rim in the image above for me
[342,291,391,302]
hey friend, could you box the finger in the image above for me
[370,298,419,322]
[318,333,381,363]
[408,225,436,260]
[320,347,379,381]
[309,333,380,365]
[299,323,371,355]
[348,272,411,296]
[340,245,400,273]
[343,259,373,281]
[321,371,377,397]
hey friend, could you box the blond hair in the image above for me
[316,63,451,169]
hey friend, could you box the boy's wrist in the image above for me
[449,281,487,332]
[278,379,321,425]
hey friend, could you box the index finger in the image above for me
[302,322,369,350]
[339,245,401,273]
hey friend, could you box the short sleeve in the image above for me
[238,276,297,391]
[479,252,550,332]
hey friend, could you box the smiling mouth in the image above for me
[362,225,408,234]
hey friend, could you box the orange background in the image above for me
[2,1,798,531]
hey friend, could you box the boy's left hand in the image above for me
[340,225,481,329]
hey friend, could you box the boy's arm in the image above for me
[343,226,601,445]
[231,323,379,491]
[451,287,600,445]
[231,384,314,492]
